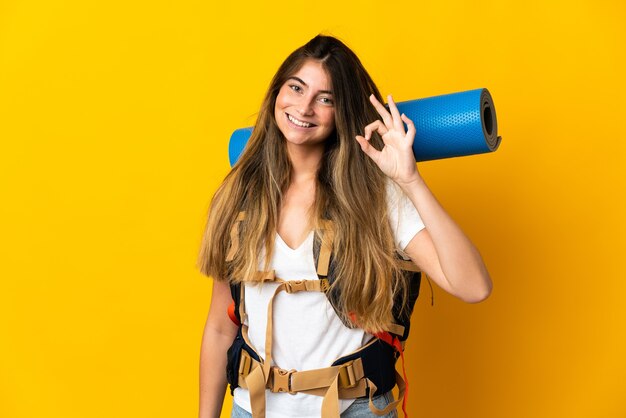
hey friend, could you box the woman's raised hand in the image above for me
[355,94,423,188]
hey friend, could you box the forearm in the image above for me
[199,278,239,418]
[400,177,492,301]
[356,92,491,301]
[199,326,235,418]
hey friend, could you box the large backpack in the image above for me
[224,212,423,417]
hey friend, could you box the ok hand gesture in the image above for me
[355,94,423,188]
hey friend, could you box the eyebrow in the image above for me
[287,76,333,95]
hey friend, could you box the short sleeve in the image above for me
[386,180,426,251]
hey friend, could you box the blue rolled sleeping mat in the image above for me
[228,88,501,166]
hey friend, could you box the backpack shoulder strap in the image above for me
[316,219,334,277]
[226,211,246,262]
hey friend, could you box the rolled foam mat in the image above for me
[228,88,501,166]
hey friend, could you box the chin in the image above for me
[284,135,317,147]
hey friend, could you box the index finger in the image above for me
[369,94,393,128]
[387,94,404,132]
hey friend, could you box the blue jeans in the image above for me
[341,391,399,417]
[230,391,398,417]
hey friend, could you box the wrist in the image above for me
[395,173,425,191]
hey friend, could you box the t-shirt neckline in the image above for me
[275,230,314,253]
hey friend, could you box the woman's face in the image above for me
[274,60,335,148]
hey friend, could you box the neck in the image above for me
[286,142,324,183]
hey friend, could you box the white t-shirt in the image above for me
[233,181,425,417]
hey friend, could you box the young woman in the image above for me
[197,35,492,418]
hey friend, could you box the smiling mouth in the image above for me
[286,113,316,128]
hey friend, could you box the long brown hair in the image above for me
[197,34,409,333]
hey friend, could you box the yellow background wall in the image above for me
[1,0,624,417]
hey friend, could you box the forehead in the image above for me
[289,60,332,92]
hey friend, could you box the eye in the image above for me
[319,96,334,105]
[289,84,302,93]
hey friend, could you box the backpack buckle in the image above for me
[338,361,358,389]
[284,280,307,293]
[238,350,253,378]
[269,367,297,394]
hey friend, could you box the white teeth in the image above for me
[288,114,312,127]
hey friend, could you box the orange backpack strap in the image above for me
[374,331,409,417]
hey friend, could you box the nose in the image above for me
[296,95,315,116]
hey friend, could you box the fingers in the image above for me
[387,95,405,132]
[369,94,393,128]
[363,120,388,141]
[369,93,407,135]
[362,94,416,150]
[401,113,416,145]
[355,134,381,161]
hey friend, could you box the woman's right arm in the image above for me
[199,279,239,418]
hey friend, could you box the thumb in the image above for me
[355,135,381,161]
